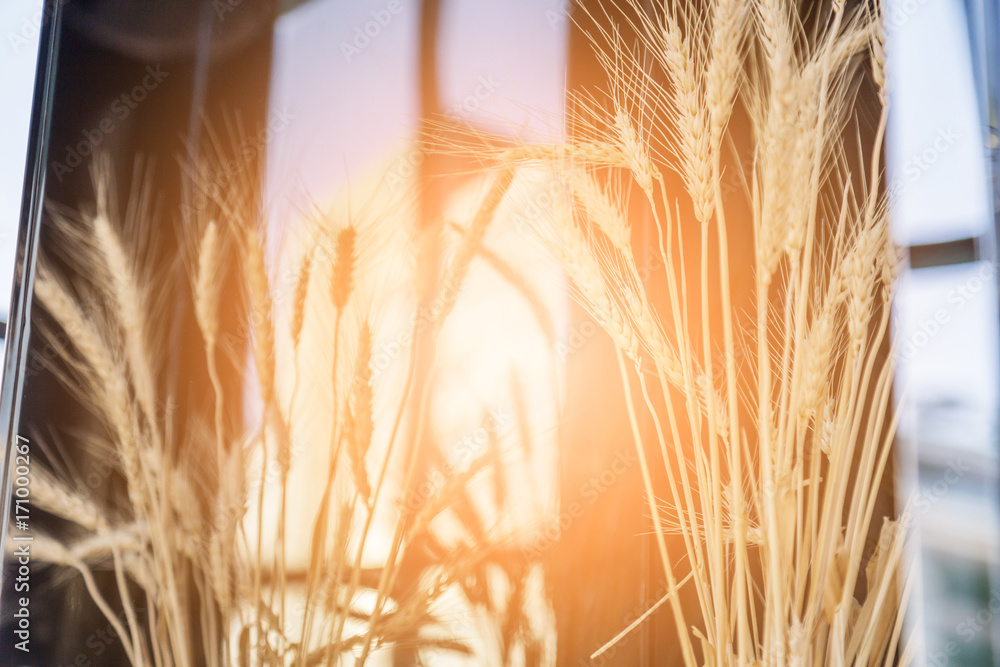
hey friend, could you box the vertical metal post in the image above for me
[0,0,63,607]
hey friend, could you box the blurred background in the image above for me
[0,0,46,331]
[886,0,1000,664]
[2,0,1000,665]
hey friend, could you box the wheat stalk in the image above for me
[25,2,908,665]
[474,0,910,664]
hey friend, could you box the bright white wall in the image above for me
[0,0,45,323]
